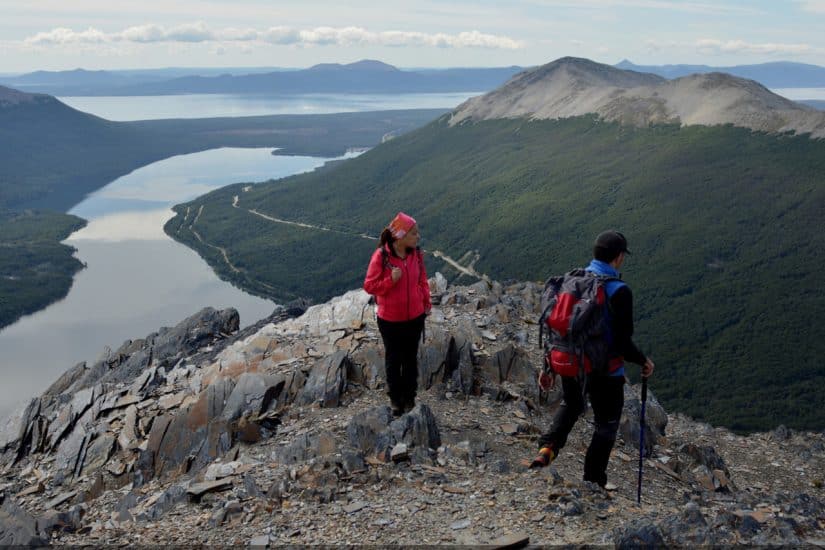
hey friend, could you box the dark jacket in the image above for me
[585,259,646,376]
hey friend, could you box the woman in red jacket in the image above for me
[364,212,432,416]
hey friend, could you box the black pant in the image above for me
[377,314,426,407]
[538,374,625,487]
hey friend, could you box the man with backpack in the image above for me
[530,230,655,489]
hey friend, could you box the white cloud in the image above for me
[696,38,816,56]
[119,25,166,43]
[24,23,524,50]
[25,26,109,44]
[452,30,522,49]
[218,27,261,42]
[260,27,302,45]
[795,0,825,14]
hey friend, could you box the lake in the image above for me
[58,91,478,121]
[0,148,341,420]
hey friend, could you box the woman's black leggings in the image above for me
[377,314,426,406]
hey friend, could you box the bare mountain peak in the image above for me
[450,57,825,138]
[516,56,664,87]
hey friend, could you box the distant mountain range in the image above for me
[3,59,825,97]
[166,57,825,432]
[616,59,825,88]
[0,66,294,95]
[0,60,524,96]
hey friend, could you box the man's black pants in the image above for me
[377,314,425,408]
[537,373,625,487]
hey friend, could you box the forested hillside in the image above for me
[166,115,825,432]
[0,209,86,327]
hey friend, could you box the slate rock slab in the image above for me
[0,499,48,546]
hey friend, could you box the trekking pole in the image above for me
[636,376,648,504]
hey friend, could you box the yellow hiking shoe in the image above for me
[529,446,556,469]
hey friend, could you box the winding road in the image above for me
[233,194,487,280]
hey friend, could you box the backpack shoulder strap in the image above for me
[567,267,589,278]
[602,278,625,296]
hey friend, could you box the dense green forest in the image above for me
[166,115,825,432]
[0,209,86,328]
[0,89,443,327]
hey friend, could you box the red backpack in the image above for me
[538,269,620,378]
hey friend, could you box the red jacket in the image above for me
[364,245,431,322]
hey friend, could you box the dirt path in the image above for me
[188,205,241,273]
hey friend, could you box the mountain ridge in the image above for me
[617,59,825,88]
[0,280,822,545]
[5,59,825,97]
[1,60,524,96]
[450,57,825,137]
[307,59,399,72]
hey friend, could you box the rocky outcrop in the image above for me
[0,499,47,546]
[0,275,822,546]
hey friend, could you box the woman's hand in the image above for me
[390,267,402,283]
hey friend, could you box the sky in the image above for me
[1,0,824,73]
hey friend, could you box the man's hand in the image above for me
[642,357,655,378]
[390,267,402,283]
[538,371,556,391]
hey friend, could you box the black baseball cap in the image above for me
[594,230,631,255]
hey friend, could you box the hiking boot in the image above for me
[403,396,416,413]
[390,399,405,417]
[529,446,556,469]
